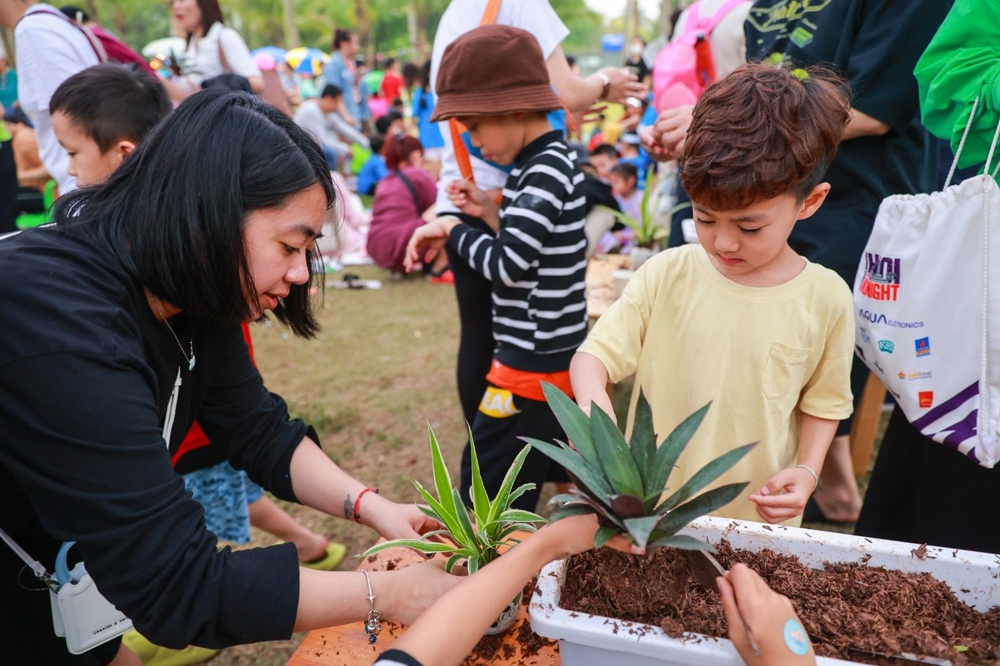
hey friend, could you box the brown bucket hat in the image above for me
[431,24,562,123]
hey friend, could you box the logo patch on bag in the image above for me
[918,391,934,408]
[860,253,901,301]
[878,340,894,353]
[478,387,520,419]
[915,337,931,357]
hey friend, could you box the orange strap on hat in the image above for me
[448,0,502,184]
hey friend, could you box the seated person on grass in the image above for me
[571,63,855,526]
[357,133,388,195]
[406,25,589,512]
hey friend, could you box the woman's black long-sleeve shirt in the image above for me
[0,223,311,649]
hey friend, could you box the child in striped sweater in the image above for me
[405,24,587,511]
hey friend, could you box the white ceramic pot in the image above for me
[529,516,999,666]
[485,589,523,636]
[629,246,657,270]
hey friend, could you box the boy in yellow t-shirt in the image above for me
[572,63,855,525]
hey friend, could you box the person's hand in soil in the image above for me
[404,216,461,272]
[748,466,816,523]
[446,178,500,230]
[718,564,816,665]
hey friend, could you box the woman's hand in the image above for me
[371,560,465,626]
[403,217,460,272]
[364,496,441,541]
[718,564,816,666]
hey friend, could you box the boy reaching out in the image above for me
[572,63,855,525]
[406,25,587,512]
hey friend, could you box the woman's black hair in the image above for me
[183,0,226,45]
[54,89,335,339]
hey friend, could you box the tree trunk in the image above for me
[625,0,640,42]
[353,0,374,64]
[282,0,300,49]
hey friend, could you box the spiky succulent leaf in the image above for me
[451,488,479,550]
[547,493,585,506]
[609,494,646,518]
[504,483,534,509]
[646,403,711,498]
[579,494,626,529]
[550,502,595,522]
[445,554,466,573]
[412,479,472,546]
[541,382,599,465]
[622,515,663,549]
[523,437,615,499]
[486,445,534,524]
[656,442,758,512]
[589,404,643,497]
[427,425,461,526]
[467,427,491,526]
[362,539,465,558]
[594,525,621,549]
[647,534,716,552]
[653,482,749,538]
[629,390,657,490]
[496,509,546,524]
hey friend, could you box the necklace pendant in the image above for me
[189,354,196,372]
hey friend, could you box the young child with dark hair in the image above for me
[572,63,855,526]
[356,132,388,195]
[588,142,619,183]
[49,62,171,187]
[609,161,641,219]
[406,24,589,512]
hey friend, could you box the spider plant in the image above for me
[362,426,546,574]
[523,383,756,552]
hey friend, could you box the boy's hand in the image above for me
[748,467,816,524]
[404,217,461,272]
[446,179,493,219]
[641,125,674,162]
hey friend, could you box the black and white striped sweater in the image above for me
[448,130,588,373]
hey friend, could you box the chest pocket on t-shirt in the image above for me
[761,343,812,402]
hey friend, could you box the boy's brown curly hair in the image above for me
[680,62,851,211]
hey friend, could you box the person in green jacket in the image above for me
[915,0,1000,173]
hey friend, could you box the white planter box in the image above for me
[529,516,1000,666]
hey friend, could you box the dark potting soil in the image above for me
[468,578,557,665]
[561,542,1000,664]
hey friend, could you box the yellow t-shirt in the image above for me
[579,245,855,524]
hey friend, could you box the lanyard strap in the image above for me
[0,526,58,590]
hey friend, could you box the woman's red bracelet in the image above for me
[353,487,379,522]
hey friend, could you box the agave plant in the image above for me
[523,383,757,552]
[598,166,689,249]
[362,426,546,574]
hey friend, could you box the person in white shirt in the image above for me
[294,84,370,171]
[1,1,99,195]
[161,0,262,103]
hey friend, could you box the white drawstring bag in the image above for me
[853,98,1000,468]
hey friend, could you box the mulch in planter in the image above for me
[560,542,1000,664]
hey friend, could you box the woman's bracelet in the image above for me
[796,464,819,490]
[353,487,379,523]
[360,569,383,645]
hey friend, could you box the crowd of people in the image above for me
[1,0,998,665]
